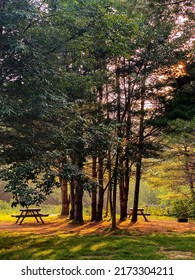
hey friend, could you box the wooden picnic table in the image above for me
[127,208,150,221]
[11,208,49,225]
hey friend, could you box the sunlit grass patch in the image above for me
[70,245,83,253]
[90,242,108,251]
[0,214,13,222]
[33,249,54,258]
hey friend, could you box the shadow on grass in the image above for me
[0,231,194,260]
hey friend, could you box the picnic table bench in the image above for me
[11,208,49,225]
[127,208,150,221]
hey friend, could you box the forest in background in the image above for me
[0,0,195,229]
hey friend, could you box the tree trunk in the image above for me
[131,155,142,222]
[69,179,75,220]
[119,139,131,220]
[119,159,126,220]
[105,152,112,218]
[131,86,145,223]
[120,159,130,221]
[112,69,121,229]
[91,156,97,221]
[74,181,84,224]
[105,83,112,218]
[60,177,69,216]
[111,149,119,230]
[105,186,110,218]
[121,74,132,220]
[96,156,104,221]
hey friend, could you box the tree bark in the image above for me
[74,180,84,224]
[91,156,97,221]
[96,156,104,221]
[69,179,75,220]
[120,159,130,220]
[111,148,120,230]
[60,177,69,216]
[131,155,142,223]
[105,83,112,218]
[105,152,112,218]
[119,158,126,220]
[105,185,110,218]
[112,69,121,229]
[131,86,145,223]
[121,72,132,219]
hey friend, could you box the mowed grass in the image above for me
[0,202,194,260]
[0,231,194,260]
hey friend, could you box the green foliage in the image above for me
[171,199,189,218]
[86,122,113,157]
[189,198,195,219]
[0,0,72,165]
[165,86,195,121]
[167,118,195,143]
[157,63,195,125]
[0,200,13,214]
[0,160,59,207]
[171,196,195,219]
[144,205,171,217]
[0,156,101,207]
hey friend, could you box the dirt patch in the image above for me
[164,251,194,260]
[119,219,195,234]
[159,247,194,260]
[0,217,195,236]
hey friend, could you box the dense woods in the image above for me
[0,0,194,229]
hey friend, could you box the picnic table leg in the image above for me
[15,216,21,224]
[19,211,26,225]
[140,210,149,222]
[127,210,133,219]
[34,211,44,224]
[31,210,44,224]
[30,210,41,223]
[39,217,44,224]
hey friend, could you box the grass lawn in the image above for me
[0,204,194,260]
[0,229,194,260]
